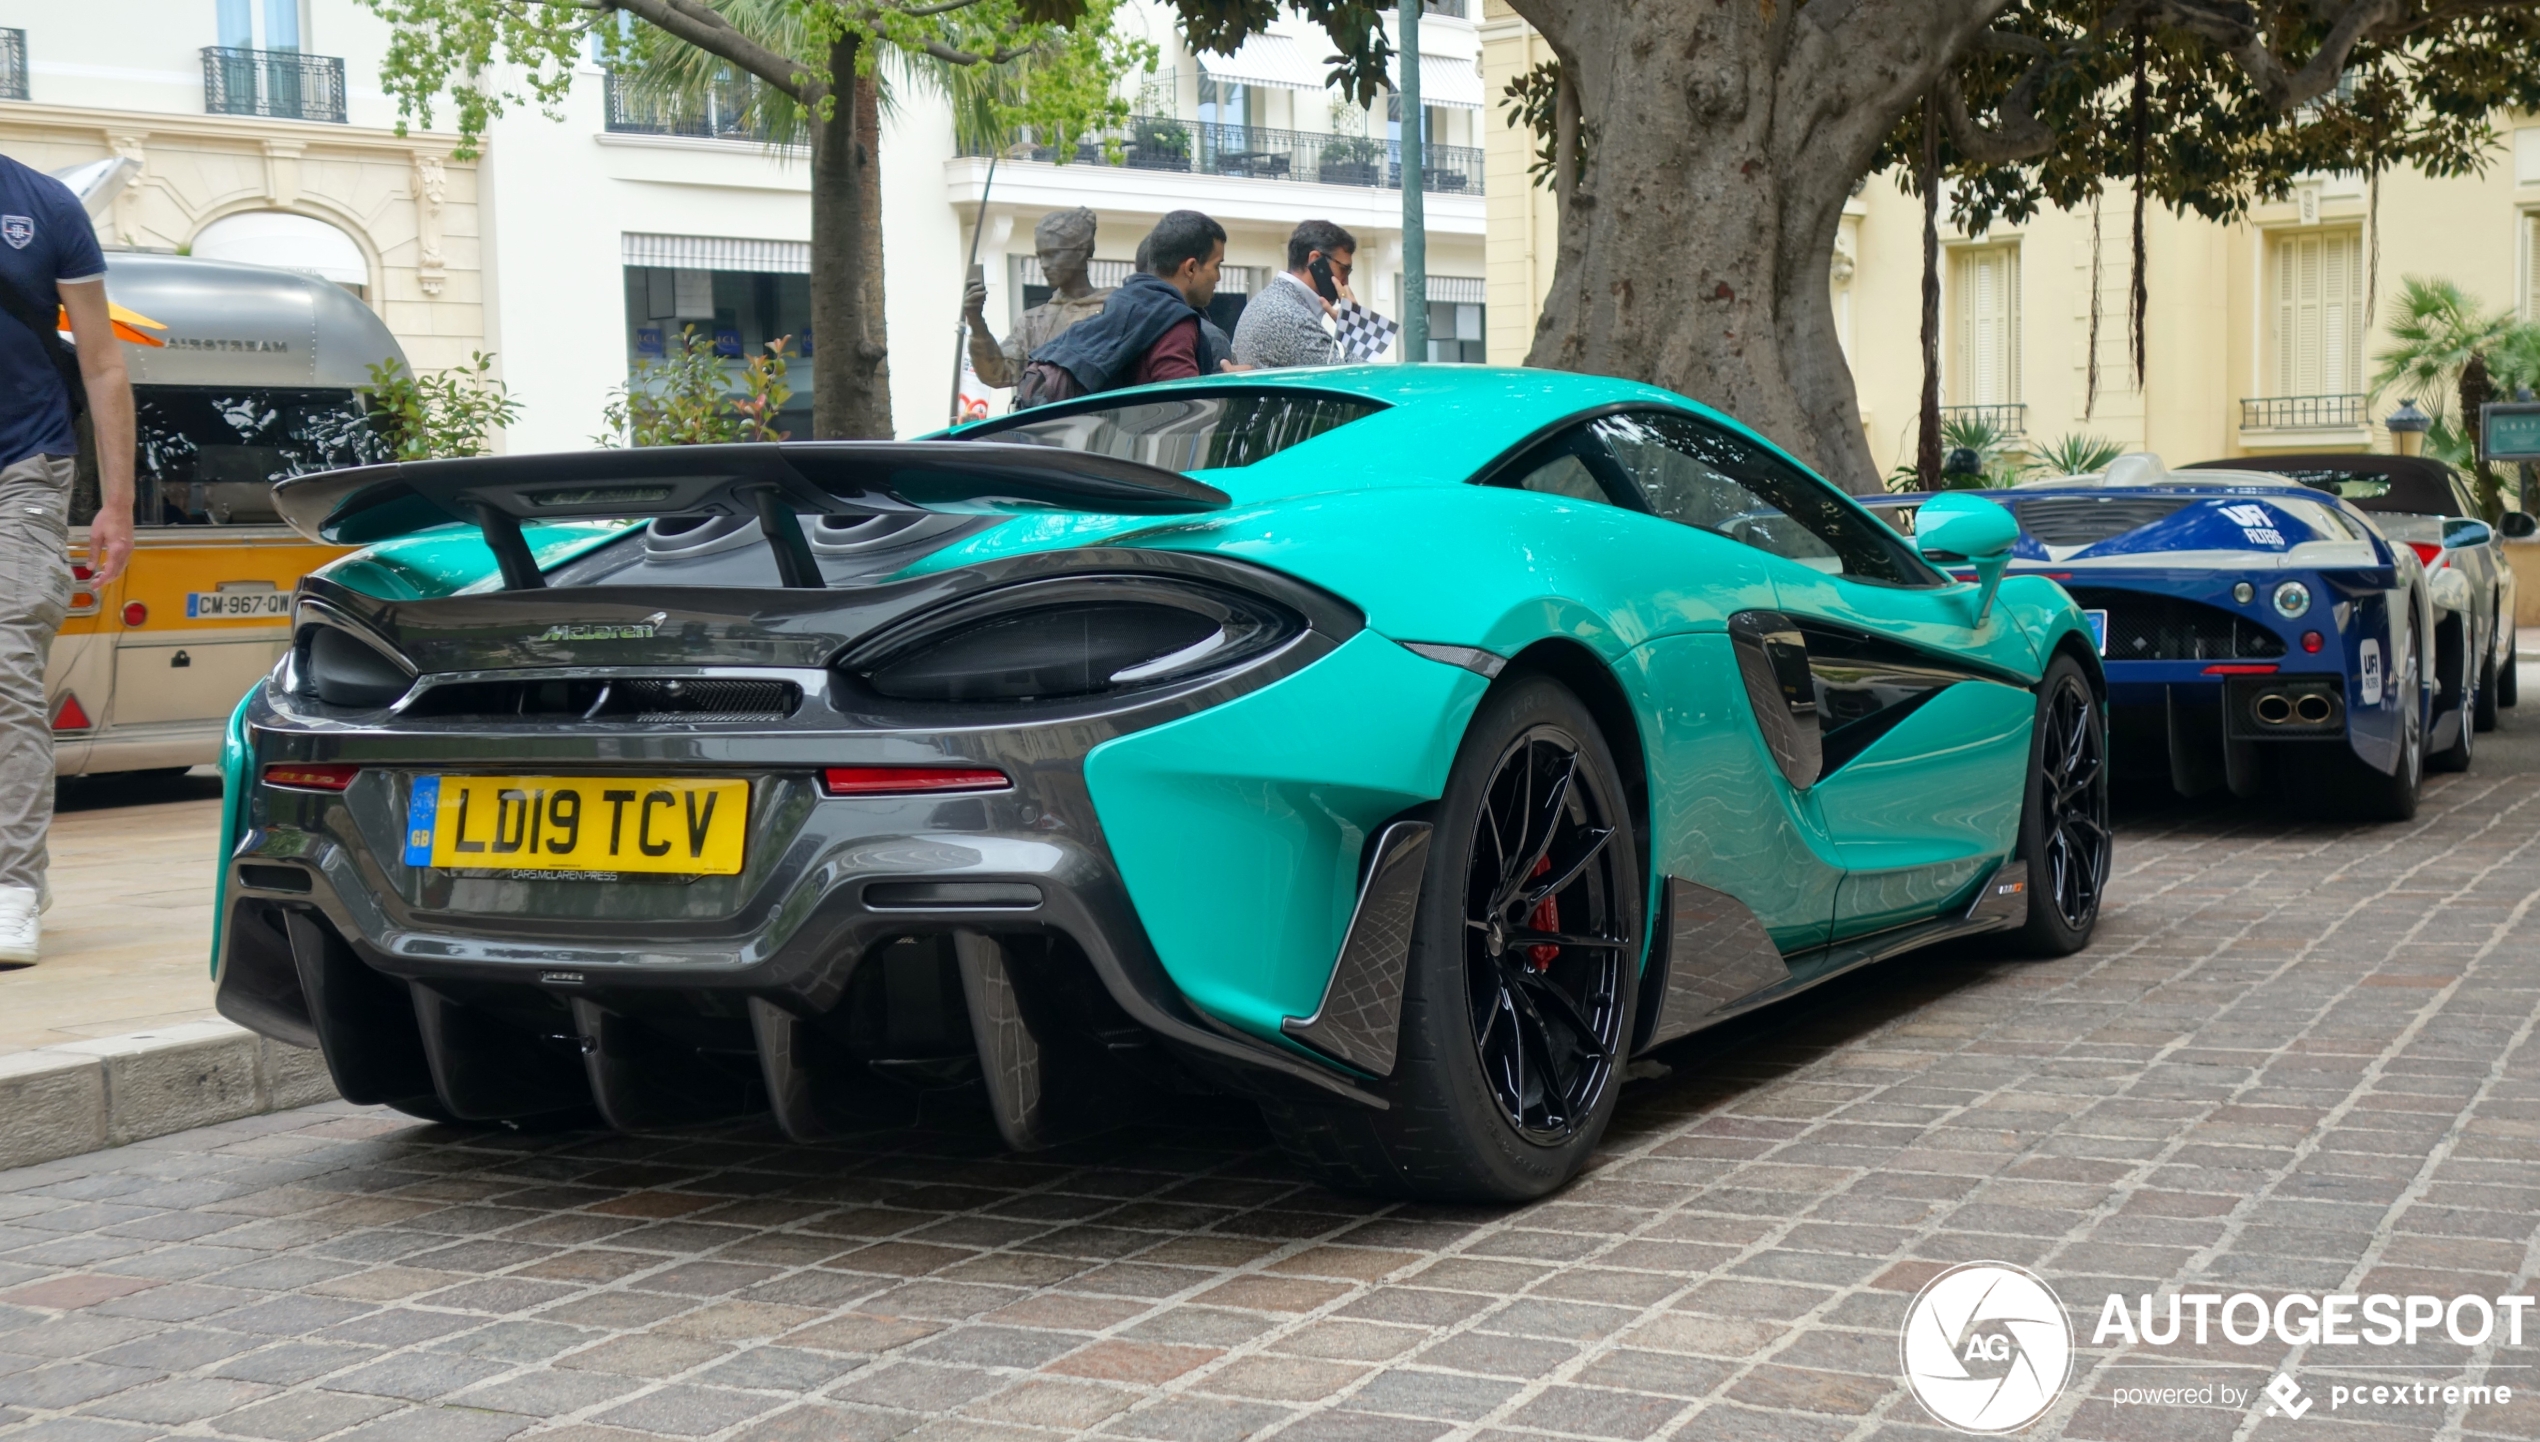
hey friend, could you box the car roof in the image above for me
[946,364,1827,497]
[2179,452,2464,516]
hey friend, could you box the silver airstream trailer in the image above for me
[50,252,406,777]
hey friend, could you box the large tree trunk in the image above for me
[809,34,893,438]
[1509,0,2004,493]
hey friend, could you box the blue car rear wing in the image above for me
[270,442,1232,590]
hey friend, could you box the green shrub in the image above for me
[362,352,521,459]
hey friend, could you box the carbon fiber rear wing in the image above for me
[270,441,1232,590]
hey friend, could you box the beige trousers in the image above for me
[0,453,73,890]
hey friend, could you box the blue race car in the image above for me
[1869,455,2434,819]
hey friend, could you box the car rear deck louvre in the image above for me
[2014,496,2193,546]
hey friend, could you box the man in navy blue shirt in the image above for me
[0,153,135,964]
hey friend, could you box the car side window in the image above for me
[1588,413,1938,585]
[1489,425,1632,508]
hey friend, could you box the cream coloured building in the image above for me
[7,2,1488,446]
[0,2,482,373]
[1477,4,2540,477]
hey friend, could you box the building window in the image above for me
[1949,243,2020,407]
[623,265,813,434]
[2272,228,2364,397]
[1420,276,1486,363]
[1199,78,1250,128]
[191,212,369,298]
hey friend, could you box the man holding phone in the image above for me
[1232,220,1397,369]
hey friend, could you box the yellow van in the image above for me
[49,253,402,777]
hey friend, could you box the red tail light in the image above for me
[263,763,362,792]
[819,765,1011,797]
[2301,631,2324,653]
[69,563,93,582]
[122,601,148,627]
[50,692,91,731]
[2203,664,2280,676]
[2406,541,2443,567]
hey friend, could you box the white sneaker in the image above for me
[0,885,37,964]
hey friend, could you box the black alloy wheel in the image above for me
[1260,675,1640,1201]
[1461,727,1630,1144]
[2013,657,2109,955]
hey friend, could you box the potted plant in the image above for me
[1320,134,1384,187]
[1128,116,1191,171]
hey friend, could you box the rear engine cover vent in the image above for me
[404,676,800,723]
[2066,588,2287,661]
[2014,496,2192,547]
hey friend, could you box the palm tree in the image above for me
[2369,277,2517,422]
[2370,277,2540,517]
[2029,433,2127,478]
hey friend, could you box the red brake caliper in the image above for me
[1526,855,1560,970]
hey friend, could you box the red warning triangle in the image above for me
[51,692,90,731]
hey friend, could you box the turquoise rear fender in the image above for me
[1083,630,1491,1050]
[209,686,256,978]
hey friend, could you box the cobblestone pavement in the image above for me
[3,733,2537,1442]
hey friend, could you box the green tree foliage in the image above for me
[362,352,523,459]
[1889,3,2540,235]
[360,0,1147,159]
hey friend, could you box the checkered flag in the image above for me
[1333,299,1399,363]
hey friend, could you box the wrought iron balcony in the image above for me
[961,116,1483,195]
[2240,393,2366,430]
[603,72,787,145]
[1939,403,2028,437]
[201,46,345,123]
[0,29,26,103]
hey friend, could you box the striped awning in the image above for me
[622,233,810,274]
[1194,33,1333,93]
[1391,50,1483,110]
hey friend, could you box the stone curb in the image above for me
[0,1020,338,1170]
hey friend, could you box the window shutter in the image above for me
[1951,246,2021,406]
[2274,231,2363,396]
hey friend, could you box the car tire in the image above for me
[2010,656,2110,957]
[2501,649,2520,709]
[2339,689,2423,822]
[1263,674,1641,1202]
[2473,649,2499,732]
[2431,640,2475,774]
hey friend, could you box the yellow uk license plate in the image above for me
[404,776,750,875]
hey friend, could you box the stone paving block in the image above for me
[208,1388,404,1441]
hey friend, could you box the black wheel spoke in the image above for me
[1501,929,1630,951]
[1513,968,1608,1062]
[1511,826,1614,914]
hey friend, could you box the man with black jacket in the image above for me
[0,153,136,963]
[1020,211,1231,405]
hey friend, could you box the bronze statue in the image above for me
[963,207,1110,390]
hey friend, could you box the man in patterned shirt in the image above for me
[1232,220,1394,369]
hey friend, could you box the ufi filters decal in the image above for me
[1902,1262,2072,1433]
